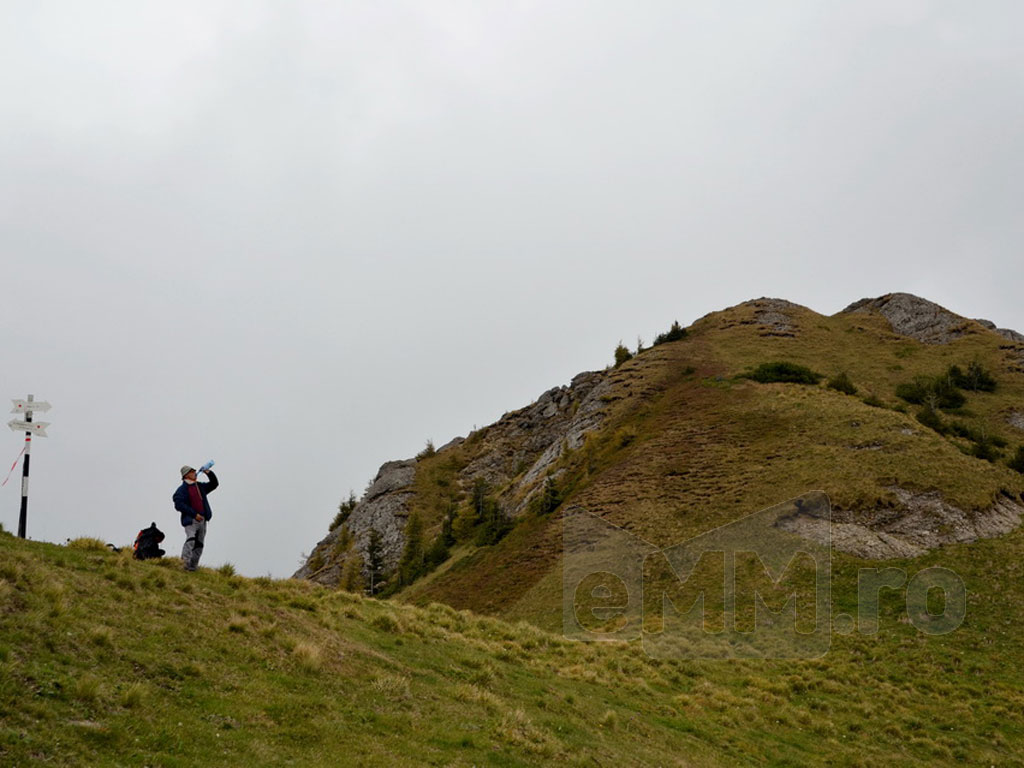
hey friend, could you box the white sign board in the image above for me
[11,399,51,414]
[7,419,49,437]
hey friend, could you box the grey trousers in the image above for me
[182,519,207,571]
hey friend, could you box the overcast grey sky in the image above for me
[1,1,1022,577]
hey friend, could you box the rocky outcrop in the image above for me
[842,293,1024,346]
[294,370,614,587]
[461,371,611,514]
[976,318,1024,344]
[778,487,1024,559]
[293,459,417,586]
[842,293,971,344]
[751,297,798,337]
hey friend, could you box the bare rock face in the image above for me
[976,318,1024,343]
[293,369,614,587]
[293,459,417,585]
[751,297,798,337]
[779,487,1024,559]
[365,460,416,500]
[842,293,970,345]
[470,374,604,471]
[454,371,611,514]
[843,293,1024,346]
[437,436,465,452]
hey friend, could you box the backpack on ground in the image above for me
[133,522,166,561]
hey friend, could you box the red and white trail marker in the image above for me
[7,395,52,539]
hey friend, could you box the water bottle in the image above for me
[199,460,215,474]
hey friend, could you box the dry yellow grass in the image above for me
[403,300,1024,625]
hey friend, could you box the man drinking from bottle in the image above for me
[173,463,219,572]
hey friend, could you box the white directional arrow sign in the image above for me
[7,419,49,437]
[11,399,51,414]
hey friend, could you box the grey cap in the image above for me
[180,465,195,478]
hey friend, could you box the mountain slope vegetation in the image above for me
[301,295,1024,628]
[6,294,1024,765]
[4,531,1024,766]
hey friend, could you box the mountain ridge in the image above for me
[297,292,1024,624]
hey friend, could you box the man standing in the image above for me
[173,465,219,572]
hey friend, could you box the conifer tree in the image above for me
[366,528,385,595]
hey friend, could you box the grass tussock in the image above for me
[598,709,618,730]
[88,625,114,646]
[291,641,323,672]
[66,537,109,552]
[827,371,858,395]
[494,709,558,756]
[370,613,402,633]
[453,683,502,712]
[72,675,102,703]
[120,682,147,708]
[371,674,411,702]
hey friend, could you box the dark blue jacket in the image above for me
[173,471,219,527]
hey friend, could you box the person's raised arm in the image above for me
[202,470,219,493]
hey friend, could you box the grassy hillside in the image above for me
[3,530,1024,766]
[400,299,1024,625]
[10,296,1022,765]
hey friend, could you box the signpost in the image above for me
[11,399,51,415]
[7,395,51,539]
[7,420,49,437]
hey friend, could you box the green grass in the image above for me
[6,523,1024,765]
[265,298,1024,764]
